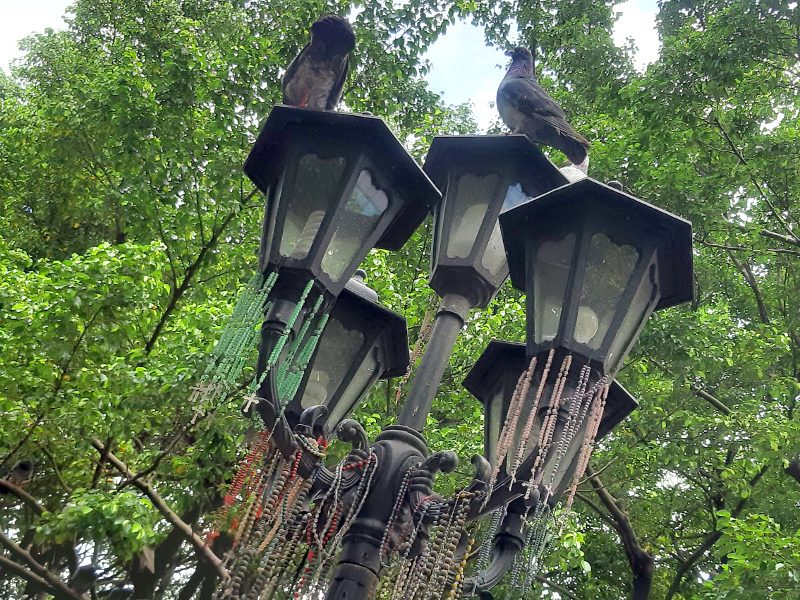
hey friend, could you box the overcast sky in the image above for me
[0,0,660,130]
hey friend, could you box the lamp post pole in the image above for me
[396,293,471,430]
[324,294,472,600]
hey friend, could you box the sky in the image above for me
[0,0,660,130]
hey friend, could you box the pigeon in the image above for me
[497,47,591,167]
[68,564,99,595]
[0,460,34,493]
[282,15,356,110]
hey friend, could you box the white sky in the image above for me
[0,0,660,132]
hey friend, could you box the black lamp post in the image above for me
[216,110,695,600]
[243,105,440,431]
[394,135,568,431]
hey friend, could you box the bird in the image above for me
[497,46,591,167]
[282,15,356,110]
[68,564,99,595]
[0,460,34,493]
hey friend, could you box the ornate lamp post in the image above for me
[210,111,694,600]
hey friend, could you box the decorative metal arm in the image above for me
[255,395,297,460]
[461,498,529,597]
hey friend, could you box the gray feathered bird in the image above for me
[0,460,34,493]
[68,564,99,595]
[282,15,355,110]
[497,47,591,167]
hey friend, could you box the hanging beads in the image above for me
[482,356,538,509]
[529,354,572,491]
[379,465,416,568]
[564,383,608,510]
[509,349,555,480]
[474,507,502,576]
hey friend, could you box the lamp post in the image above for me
[212,108,694,600]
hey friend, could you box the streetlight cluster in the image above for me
[206,104,693,600]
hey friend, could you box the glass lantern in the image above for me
[244,105,441,297]
[422,135,568,308]
[281,277,409,436]
[500,178,693,378]
[464,340,638,505]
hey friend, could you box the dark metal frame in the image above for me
[282,283,410,435]
[236,114,695,600]
[501,177,693,376]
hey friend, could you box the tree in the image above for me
[0,1,475,597]
[2,0,800,599]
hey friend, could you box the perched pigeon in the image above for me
[0,460,34,493]
[68,564,99,595]
[282,15,356,110]
[497,47,591,166]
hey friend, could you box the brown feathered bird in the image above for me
[497,47,591,166]
[282,15,356,110]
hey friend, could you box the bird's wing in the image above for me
[282,43,310,101]
[325,54,349,110]
[499,76,568,120]
[499,76,590,145]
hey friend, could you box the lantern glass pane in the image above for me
[486,385,505,463]
[481,221,506,276]
[299,319,365,409]
[533,233,577,343]
[580,233,640,348]
[606,259,660,371]
[280,154,347,258]
[321,169,389,281]
[327,347,380,429]
[480,183,533,277]
[503,183,531,211]
[446,172,500,259]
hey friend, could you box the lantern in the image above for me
[422,135,568,308]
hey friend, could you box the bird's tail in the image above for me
[558,134,590,166]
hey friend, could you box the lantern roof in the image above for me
[423,134,569,192]
[500,177,693,311]
[243,104,441,251]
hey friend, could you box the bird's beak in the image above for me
[504,49,514,57]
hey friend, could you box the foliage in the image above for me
[1,0,800,599]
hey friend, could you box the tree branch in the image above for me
[711,117,799,242]
[575,492,617,530]
[726,250,770,325]
[534,573,579,600]
[0,479,45,515]
[586,466,653,600]
[761,228,800,248]
[143,197,253,356]
[663,465,769,600]
[40,445,72,493]
[0,531,84,600]
[0,415,43,471]
[645,356,732,415]
[90,439,228,581]
[0,554,57,596]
